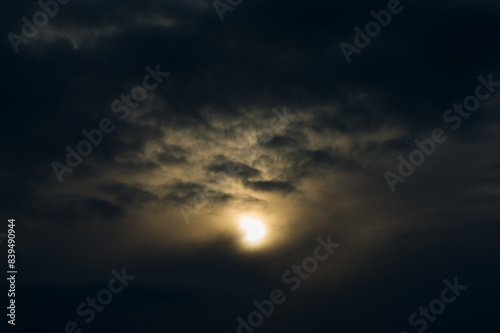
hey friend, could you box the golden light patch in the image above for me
[239,216,266,246]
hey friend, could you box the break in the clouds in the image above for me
[1,0,500,332]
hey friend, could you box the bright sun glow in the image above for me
[239,217,266,245]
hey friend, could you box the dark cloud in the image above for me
[155,144,190,165]
[101,183,159,206]
[243,180,297,194]
[266,135,301,149]
[206,161,262,180]
[48,196,124,222]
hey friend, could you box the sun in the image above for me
[239,216,266,245]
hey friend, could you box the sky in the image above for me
[1,0,500,332]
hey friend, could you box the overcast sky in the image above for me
[1,0,500,332]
